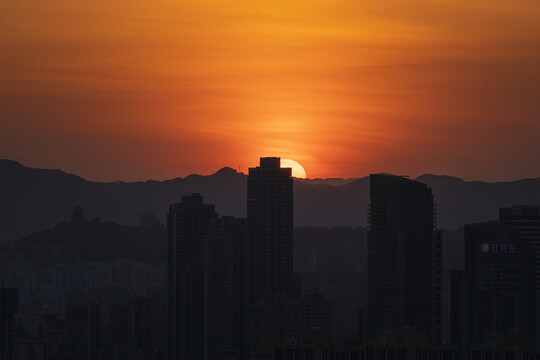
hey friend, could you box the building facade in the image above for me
[500,205,540,346]
[168,194,217,360]
[367,174,438,342]
[204,216,249,360]
[247,157,294,303]
[464,221,536,347]
[0,288,18,360]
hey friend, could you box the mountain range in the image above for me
[1,159,540,242]
[13,211,166,265]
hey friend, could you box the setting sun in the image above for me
[0,0,539,181]
[281,159,307,179]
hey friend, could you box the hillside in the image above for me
[2,159,540,241]
[13,208,166,265]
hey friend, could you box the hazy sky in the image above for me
[1,0,539,181]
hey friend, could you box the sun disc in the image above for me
[281,159,307,179]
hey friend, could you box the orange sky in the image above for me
[1,0,539,181]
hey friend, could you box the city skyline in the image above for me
[1,0,540,356]
[2,156,540,359]
[1,0,539,181]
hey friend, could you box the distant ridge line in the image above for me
[2,158,540,242]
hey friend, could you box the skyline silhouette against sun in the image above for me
[280,159,307,179]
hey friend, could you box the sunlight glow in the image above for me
[281,159,307,179]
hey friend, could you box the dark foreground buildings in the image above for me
[64,301,101,360]
[8,160,539,359]
[166,169,539,360]
[167,158,295,360]
[204,216,249,360]
[500,206,540,346]
[464,222,535,347]
[448,221,537,359]
[168,194,251,360]
[247,157,294,303]
[247,158,296,359]
[168,194,217,360]
[367,174,439,342]
[0,288,18,360]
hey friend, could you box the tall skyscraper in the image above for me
[499,206,540,345]
[464,221,535,346]
[500,206,540,286]
[247,157,294,303]
[168,194,217,360]
[367,174,438,341]
[204,216,249,360]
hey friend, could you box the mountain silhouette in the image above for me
[2,159,540,241]
[14,209,166,265]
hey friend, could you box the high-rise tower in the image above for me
[247,157,294,303]
[367,174,438,341]
[168,194,217,360]
[464,221,535,346]
[499,206,540,345]
[204,216,249,360]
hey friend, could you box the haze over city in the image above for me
[2,1,540,359]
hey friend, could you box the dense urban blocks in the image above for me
[2,161,540,359]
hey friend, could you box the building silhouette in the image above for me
[106,301,135,358]
[293,226,367,336]
[0,288,18,360]
[132,297,152,351]
[168,194,217,360]
[247,157,295,358]
[150,287,168,356]
[64,301,102,360]
[500,205,540,346]
[204,216,249,360]
[463,222,536,348]
[247,157,294,303]
[301,293,332,334]
[367,174,439,342]
[109,302,132,345]
[449,269,464,347]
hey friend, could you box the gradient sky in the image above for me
[1,0,539,181]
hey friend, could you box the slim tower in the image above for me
[247,157,294,303]
[203,216,249,360]
[168,194,217,360]
[367,174,437,340]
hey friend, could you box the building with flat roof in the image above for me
[168,194,217,360]
[500,205,540,345]
[367,174,439,343]
[248,157,294,303]
[204,216,249,360]
[464,221,536,347]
